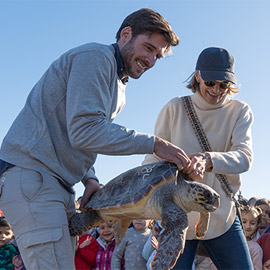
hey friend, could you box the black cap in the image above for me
[195,47,237,84]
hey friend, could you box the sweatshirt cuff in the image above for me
[81,167,99,186]
[134,133,155,154]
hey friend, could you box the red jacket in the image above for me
[257,233,270,264]
[75,234,98,270]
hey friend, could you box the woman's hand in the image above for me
[183,152,212,180]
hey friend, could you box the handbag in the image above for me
[181,96,243,256]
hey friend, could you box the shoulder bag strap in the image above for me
[181,96,239,206]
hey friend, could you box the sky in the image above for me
[1,0,269,201]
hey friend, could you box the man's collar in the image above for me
[112,43,129,84]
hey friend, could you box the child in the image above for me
[0,216,18,270]
[241,204,263,270]
[75,233,98,270]
[111,219,153,270]
[255,198,270,236]
[93,222,115,270]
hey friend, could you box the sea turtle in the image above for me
[69,161,220,270]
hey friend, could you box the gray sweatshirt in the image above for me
[0,42,154,187]
[111,227,151,270]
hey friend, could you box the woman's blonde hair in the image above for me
[186,71,239,96]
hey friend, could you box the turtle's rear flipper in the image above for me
[69,210,102,236]
[151,203,188,270]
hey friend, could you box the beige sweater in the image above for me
[143,92,253,239]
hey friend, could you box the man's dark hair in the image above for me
[116,8,179,51]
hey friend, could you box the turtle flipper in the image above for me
[150,203,188,270]
[195,211,210,238]
[113,219,131,245]
[69,210,103,237]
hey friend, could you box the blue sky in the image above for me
[1,0,269,200]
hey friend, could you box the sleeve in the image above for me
[81,167,99,186]
[250,244,263,270]
[111,238,128,270]
[0,244,18,268]
[66,51,154,156]
[142,233,155,260]
[209,104,254,174]
[146,251,156,270]
[78,234,98,267]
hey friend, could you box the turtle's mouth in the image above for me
[199,191,220,212]
[203,204,216,211]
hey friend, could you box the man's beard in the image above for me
[120,40,142,79]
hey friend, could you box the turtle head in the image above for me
[175,173,220,213]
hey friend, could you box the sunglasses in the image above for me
[204,80,230,90]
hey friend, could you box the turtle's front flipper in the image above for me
[113,219,131,245]
[195,211,210,238]
[69,210,103,237]
[151,203,188,270]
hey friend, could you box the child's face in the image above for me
[0,226,14,247]
[132,219,152,230]
[242,212,259,238]
[99,223,114,243]
[257,204,270,225]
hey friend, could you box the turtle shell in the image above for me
[85,161,178,210]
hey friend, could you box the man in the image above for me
[0,8,195,270]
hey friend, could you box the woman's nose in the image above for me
[212,84,220,92]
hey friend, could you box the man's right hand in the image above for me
[154,136,191,171]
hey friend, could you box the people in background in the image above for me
[93,222,116,270]
[111,219,153,269]
[241,204,263,270]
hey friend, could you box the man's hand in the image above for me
[79,178,100,210]
[154,136,191,171]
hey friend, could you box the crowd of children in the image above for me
[72,194,270,270]
[0,194,269,270]
[193,195,270,270]
[240,196,270,270]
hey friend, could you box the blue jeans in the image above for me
[173,216,253,270]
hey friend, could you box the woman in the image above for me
[143,47,254,269]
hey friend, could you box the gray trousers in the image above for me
[0,166,76,270]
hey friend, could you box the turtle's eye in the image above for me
[204,190,212,202]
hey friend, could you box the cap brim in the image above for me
[200,70,237,84]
